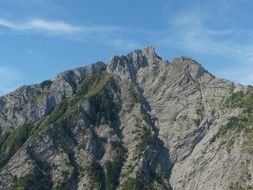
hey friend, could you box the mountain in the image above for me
[0,46,252,190]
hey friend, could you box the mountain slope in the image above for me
[0,46,252,190]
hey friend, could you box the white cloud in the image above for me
[0,17,127,36]
[0,67,22,96]
[27,18,81,33]
[0,17,143,51]
[0,18,82,35]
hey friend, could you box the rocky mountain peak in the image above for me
[127,45,161,66]
[106,46,161,80]
[171,56,213,80]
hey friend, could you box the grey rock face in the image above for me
[0,47,252,190]
[52,61,106,97]
[0,61,106,134]
[107,46,161,81]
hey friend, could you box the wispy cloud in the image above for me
[0,17,127,37]
[0,18,82,35]
[0,17,143,50]
[0,67,22,96]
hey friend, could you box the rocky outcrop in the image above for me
[0,47,252,190]
[106,46,161,81]
[0,61,106,134]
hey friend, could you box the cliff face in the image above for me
[0,47,252,190]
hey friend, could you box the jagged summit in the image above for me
[105,46,215,82]
[126,45,161,65]
[106,46,162,80]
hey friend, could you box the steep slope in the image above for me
[0,46,252,190]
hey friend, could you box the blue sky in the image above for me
[0,0,253,95]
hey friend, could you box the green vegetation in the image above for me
[193,119,201,126]
[210,90,253,150]
[121,177,139,190]
[87,160,105,189]
[135,125,152,157]
[30,71,118,140]
[51,71,118,125]
[8,163,52,190]
[229,181,253,190]
[0,124,33,168]
[105,161,121,190]
[89,90,120,126]
[196,108,203,116]
[105,141,127,190]
[54,170,71,190]
[0,132,10,147]
[77,71,112,99]
[121,172,171,190]
[128,84,140,103]
[154,174,170,190]
[0,71,113,185]
[41,80,53,89]
[48,121,74,146]
[224,90,253,110]
[40,72,113,126]
[45,97,69,126]
[1,71,123,189]
[210,116,251,144]
[53,149,79,190]
[28,85,52,107]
